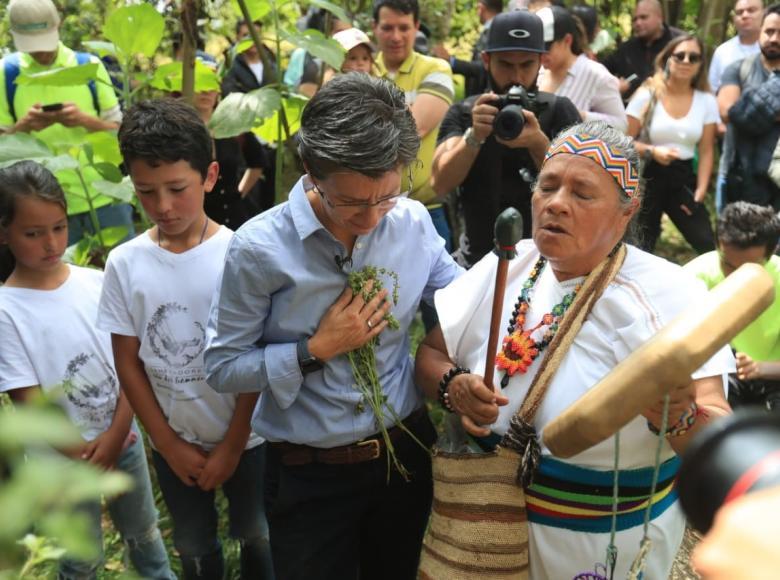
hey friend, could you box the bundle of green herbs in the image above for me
[347,265,429,480]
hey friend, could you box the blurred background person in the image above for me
[603,0,682,102]
[627,35,717,254]
[709,0,763,95]
[571,3,615,59]
[537,6,627,131]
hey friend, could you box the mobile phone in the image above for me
[41,103,64,112]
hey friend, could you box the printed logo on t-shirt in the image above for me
[147,302,205,368]
[62,353,118,430]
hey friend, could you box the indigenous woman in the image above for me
[416,120,733,579]
[627,35,718,254]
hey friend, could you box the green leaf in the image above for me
[16,64,99,86]
[84,132,122,165]
[0,407,83,452]
[104,4,165,59]
[36,154,80,173]
[282,29,345,70]
[235,38,254,55]
[0,133,53,162]
[209,88,282,138]
[231,0,271,23]
[93,162,123,183]
[307,0,350,23]
[149,60,221,93]
[40,512,99,560]
[98,225,130,248]
[63,238,95,267]
[252,94,308,144]
[81,40,117,57]
[92,177,134,203]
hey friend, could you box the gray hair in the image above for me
[545,120,644,243]
[297,73,420,179]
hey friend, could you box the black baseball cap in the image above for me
[537,6,579,50]
[484,10,547,54]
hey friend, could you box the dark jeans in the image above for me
[151,443,273,580]
[67,203,136,246]
[265,411,437,580]
[638,159,715,254]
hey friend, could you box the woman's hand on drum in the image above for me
[447,374,509,437]
[641,380,696,431]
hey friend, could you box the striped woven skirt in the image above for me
[525,455,680,533]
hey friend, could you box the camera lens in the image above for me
[678,409,780,533]
[493,105,526,141]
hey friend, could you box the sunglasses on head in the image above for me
[671,51,702,64]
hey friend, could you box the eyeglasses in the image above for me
[671,51,702,64]
[312,170,413,213]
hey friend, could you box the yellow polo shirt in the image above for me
[377,51,454,206]
[0,43,121,215]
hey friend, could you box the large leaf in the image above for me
[84,131,122,166]
[0,406,83,452]
[81,40,117,58]
[149,61,221,93]
[307,0,350,23]
[282,29,345,70]
[97,225,130,248]
[252,94,308,144]
[15,64,99,86]
[92,177,135,203]
[104,4,165,59]
[0,133,53,161]
[209,87,282,138]
[231,0,271,24]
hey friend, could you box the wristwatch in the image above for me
[463,127,484,150]
[297,337,323,375]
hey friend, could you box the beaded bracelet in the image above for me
[438,366,470,413]
[647,402,699,437]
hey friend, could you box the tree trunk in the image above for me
[180,0,198,104]
[698,0,733,57]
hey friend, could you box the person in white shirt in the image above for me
[537,5,627,132]
[96,100,272,580]
[0,160,174,580]
[709,0,763,94]
[627,35,718,254]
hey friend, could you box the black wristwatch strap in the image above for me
[297,337,323,375]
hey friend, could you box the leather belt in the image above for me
[271,407,427,467]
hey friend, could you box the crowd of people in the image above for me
[1,0,779,579]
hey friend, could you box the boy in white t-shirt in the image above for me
[0,160,174,580]
[96,100,272,579]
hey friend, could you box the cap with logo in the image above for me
[9,0,60,53]
[484,10,546,54]
[536,6,579,51]
[332,28,376,54]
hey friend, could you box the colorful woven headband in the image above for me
[543,133,639,201]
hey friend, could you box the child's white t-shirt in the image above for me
[97,226,263,451]
[626,88,720,160]
[0,265,118,441]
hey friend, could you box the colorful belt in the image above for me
[525,455,680,533]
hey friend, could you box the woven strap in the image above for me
[516,244,628,423]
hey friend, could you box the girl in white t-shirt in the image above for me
[0,160,174,579]
[627,35,717,254]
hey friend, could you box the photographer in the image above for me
[431,10,580,267]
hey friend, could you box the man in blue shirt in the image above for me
[205,74,463,579]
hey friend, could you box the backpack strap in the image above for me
[75,52,100,115]
[739,53,758,87]
[3,53,22,123]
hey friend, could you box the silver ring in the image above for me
[367,319,373,329]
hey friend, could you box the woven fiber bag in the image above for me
[419,446,529,579]
[418,246,627,580]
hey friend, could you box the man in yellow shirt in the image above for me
[374,0,454,251]
[1,0,131,244]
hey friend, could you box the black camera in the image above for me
[492,85,542,141]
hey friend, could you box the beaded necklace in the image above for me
[496,256,582,388]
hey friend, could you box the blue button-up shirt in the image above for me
[204,177,464,447]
